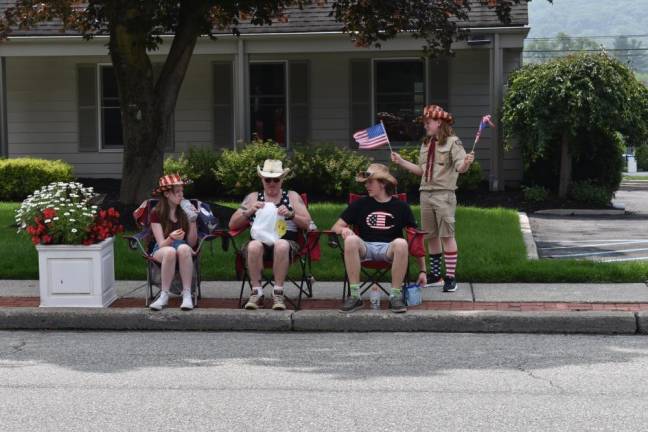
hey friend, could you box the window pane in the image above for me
[375,60,425,143]
[250,63,286,145]
[101,66,124,148]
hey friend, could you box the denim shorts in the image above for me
[360,241,393,263]
[152,239,187,254]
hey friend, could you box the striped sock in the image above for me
[350,283,360,298]
[429,253,442,279]
[390,286,402,298]
[444,251,458,278]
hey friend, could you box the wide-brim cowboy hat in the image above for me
[417,104,454,125]
[257,159,291,178]
[356,163,398,186]
[152,174,192,196]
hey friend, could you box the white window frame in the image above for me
[248,60,291,149]
[371,57,429,148]
[97,63,124,153]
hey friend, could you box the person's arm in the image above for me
[186,220,198,248]
[452,139,473,173]
[279,191,312,230]
[416,256,427,286]
[151,223,171,248]
[331,218,355,240]
[229,193,262,230]
[391,152,424,176]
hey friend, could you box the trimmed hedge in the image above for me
[637,144,648,171]
[0,158,73,201]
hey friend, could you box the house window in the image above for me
[250,63,287,145]
[99,65,124,149]
[374,60,425,144]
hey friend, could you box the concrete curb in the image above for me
[534,209,625,216]
[518,212,539,260]
[292,310,638,334]
[0,307,639,334]
[0,308,292,331]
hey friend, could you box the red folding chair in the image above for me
[124,199,217,307]
[326,193,426,300]
[216,193,321,310]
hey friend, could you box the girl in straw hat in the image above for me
[391,105,474,293]
[149,174,198,311]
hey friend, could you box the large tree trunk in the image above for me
[107,1,208,205]
[558,133,572,198]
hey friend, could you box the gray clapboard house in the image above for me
[0,2,529,190]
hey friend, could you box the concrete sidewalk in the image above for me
[1,280,648,334]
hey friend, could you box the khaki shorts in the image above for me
[420,190,457,239]
[241,239,300,261]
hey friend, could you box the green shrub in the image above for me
[215,140,286,197]
[458,160,483,191]
[637,144,648,171]
[569,180,612,207]
[391,145,421,196]
[165,146,222,198]
[290,143,371,198]
[164,153,190,178]
[522,185,549,203]
[0,158,73,201]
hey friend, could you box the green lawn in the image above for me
[623,175,648,181]
[2,202,647,282]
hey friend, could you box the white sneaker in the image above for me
[180,290,194,311]
[150,291,169,311]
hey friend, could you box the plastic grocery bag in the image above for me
[250,202,278,246]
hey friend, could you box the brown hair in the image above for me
[154,193,189,238]
[437,120,456,146]
[378,179,396,196]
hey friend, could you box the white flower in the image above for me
[71,228,77,233]
[64,212,70,216]
[44,219,51,223]
[53,217,59,221]
[70,218,76,222]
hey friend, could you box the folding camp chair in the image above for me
[124,199,217,307]
[217,193,321,310]
[326,193,427,300]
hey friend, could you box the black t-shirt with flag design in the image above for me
[340,196,417,243]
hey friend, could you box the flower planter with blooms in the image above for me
[16,182,124,307]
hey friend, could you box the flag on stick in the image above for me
[471,115,495,153]
[353,122,392,151]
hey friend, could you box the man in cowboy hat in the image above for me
[229,159,312,311]
[331,163,426,313]
[391,105,474,293]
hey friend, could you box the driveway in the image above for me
[530,180,648,262]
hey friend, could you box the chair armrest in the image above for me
[123,229,151,256]
[195,233,218,255]
[323,230,341,249]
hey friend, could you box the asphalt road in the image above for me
[531,180,648,262]
[2,331,648,431]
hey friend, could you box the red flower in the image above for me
[42,207,56,219]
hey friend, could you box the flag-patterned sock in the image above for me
[444,251,458,279]
[429,253,443,279]
[350,283,360,298]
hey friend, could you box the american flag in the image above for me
[474,114,495,143]
[366,211,395,230]
[353,122,390,149]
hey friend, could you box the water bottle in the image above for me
[369,285,381,310]
[180,199,198,222]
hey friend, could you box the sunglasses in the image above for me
[263,177,281,183]
[357,171,373,179]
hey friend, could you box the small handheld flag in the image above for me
[353,122,392,152]
[471,115,495,153]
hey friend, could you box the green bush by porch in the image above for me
[2,202,647,283]
[0,158,73,201]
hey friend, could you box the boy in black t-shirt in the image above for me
[331,164,426,313]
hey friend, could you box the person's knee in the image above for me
[274,239,290,256]
[392,238,407,253]
[247,240,264,258]
[161,247,176,261]
[177,244,193,259]
[344,234,362,251]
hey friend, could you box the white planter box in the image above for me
[35,237,117,308]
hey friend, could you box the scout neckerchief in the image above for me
[425,136,438,183]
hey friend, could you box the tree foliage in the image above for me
[502,53,648,196]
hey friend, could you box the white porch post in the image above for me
[235,38,249,149]
[489,33,504,191]
[0,57,7,158]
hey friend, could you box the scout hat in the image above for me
[419,104,454,125]
[356,163,398,186]
[153,174,192,196]
[257,159,291,178]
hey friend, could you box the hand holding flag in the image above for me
[471,114,495,153]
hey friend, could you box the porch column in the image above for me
[234,38,249,149]
[489,33,504,191]
[0,57,7,158]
